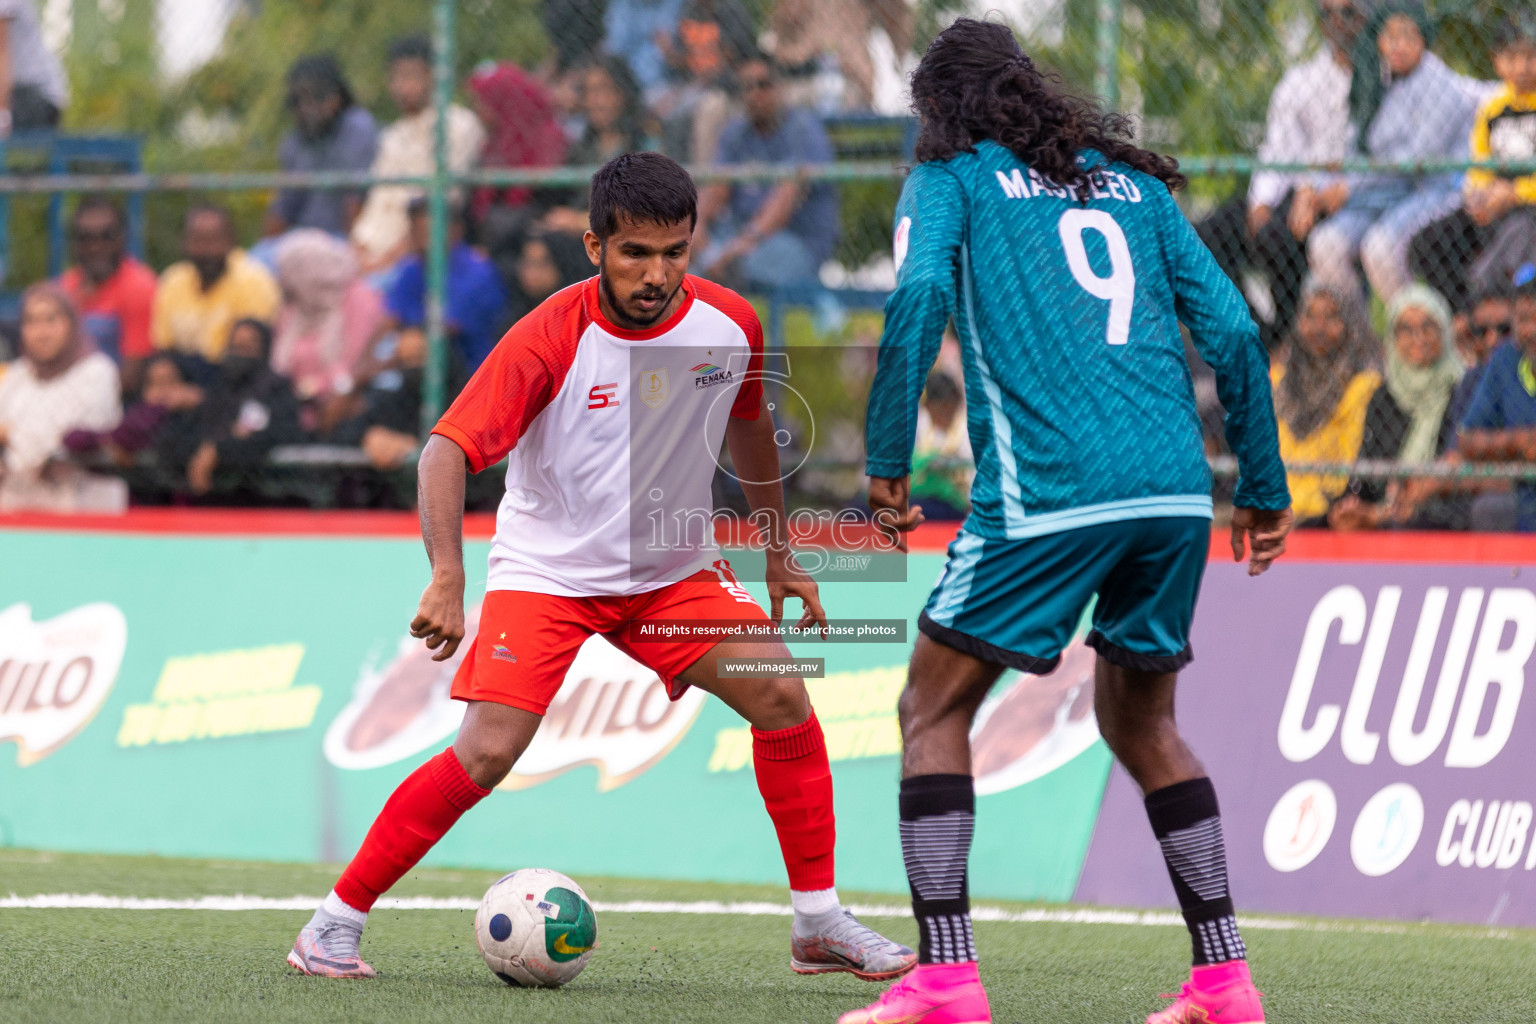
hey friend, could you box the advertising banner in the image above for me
[1075,561,1536,928]
[0,523,1109,902]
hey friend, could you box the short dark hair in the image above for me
[74,196,124,231]
[1514,273,1536,302]
[388,34,433,67]
[587,152,698,240]
[1471,283,1515,310]
[1494,13,1536,53]
[287,53,354,108]
[184,203,234,235]
[229,317,274,360]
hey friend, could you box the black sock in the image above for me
[899,774,977,965]
[1145,777,1247,966]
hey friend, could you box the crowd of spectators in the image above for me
[6,0,1536,529]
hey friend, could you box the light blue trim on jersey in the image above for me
[924,530,987,627]
[959,244,1026,534]
[994,494,1214,540]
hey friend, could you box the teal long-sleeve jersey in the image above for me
[865,141,1290,538]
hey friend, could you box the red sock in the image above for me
[333,747,490,912]
[752,711,835,891]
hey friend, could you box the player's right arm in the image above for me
[410,314,566,659]
[1155,184,1293,574]
[865,163,966,547]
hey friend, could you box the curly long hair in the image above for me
[911,19,1185,193]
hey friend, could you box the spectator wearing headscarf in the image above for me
[501,230,594,324]
[186,319,307,498]
[1308,0,1483,302]
[0,284,126,512]
[466,62,568,223]
[1330,284,1464,529]
[1270,280,1382,522]
[270,229,386,426]
[265,54,378,242]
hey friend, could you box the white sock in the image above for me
[322,890,368,928]
[791,887,840,917]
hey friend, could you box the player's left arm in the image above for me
[725,410,828,634]
[1157,183,1293,573]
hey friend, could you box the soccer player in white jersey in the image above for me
[288,152,916,982]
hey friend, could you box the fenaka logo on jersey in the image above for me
[325,608,703,790]
[690,362,734,390]
[639,368,669,408]
[0,602,128,766]
[587,383,619,410]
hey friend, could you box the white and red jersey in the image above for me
[432,274,764,597]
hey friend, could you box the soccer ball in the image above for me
[474,867,598,987]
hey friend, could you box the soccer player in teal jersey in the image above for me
[841,20,1294,1024]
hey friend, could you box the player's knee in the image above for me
[748,677,811,731]
[455,735,519,788]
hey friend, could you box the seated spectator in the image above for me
[0,285,125,512]
[1309,1,1480,303]
[384,198,506,374]
[186,319,306,498]
[768,0,912,111]
[541,0,608,80]
[0,0,66,132]
[270,229,385,425]
[541,57,647,236]
[152,204,281,363]
[57,198,158,386]
[63,353,207,488]
[695,56,839,290]
[1330,285,1464,530]
[328,327,431,471]
[1450,285,1514,427]
[1410,16,1536,310]
[1198,0,1364,349]
[1459,279,1536,530]
[604,0,687,100]
[466,62,568,231]
[261,54,378,250]
[502,230,594,323]
[352,35,487,274]
[910,371,972,520]
[1271,281,1382,523]
[654,0,755,163]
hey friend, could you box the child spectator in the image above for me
[270,229,386,426]
[1410,15,1536,309]
[1330,285,1463,530]
[0,285,125,512]
[352,36,487,274]
[185,319,306,498]
[910,371,972,520]
[384,198,506,374]
[57,197,158,388]
[1309,0,1481,303]
[263,54,378,244]
[152,204,281,363]
[1271,281,1382,523]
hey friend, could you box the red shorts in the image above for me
[450,559,770,716]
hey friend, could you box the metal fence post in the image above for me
[422,0,456,436]
[1095,0,1123,110]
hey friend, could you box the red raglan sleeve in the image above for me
[430,287,586,472]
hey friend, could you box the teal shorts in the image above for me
[919,516,1210,673]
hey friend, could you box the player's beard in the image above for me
[598,261,679,330]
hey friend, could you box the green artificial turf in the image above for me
[0,848,1531,1023]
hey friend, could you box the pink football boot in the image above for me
[837,962,991,1024]
[1147,960,1265,1023]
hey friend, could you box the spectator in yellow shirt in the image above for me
[151,205,280,364]
[1410,15,1536,308]
[1271,281,1382,523]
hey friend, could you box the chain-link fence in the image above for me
[0,0,1534,531]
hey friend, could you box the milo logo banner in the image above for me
[1076,563,1536,928]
